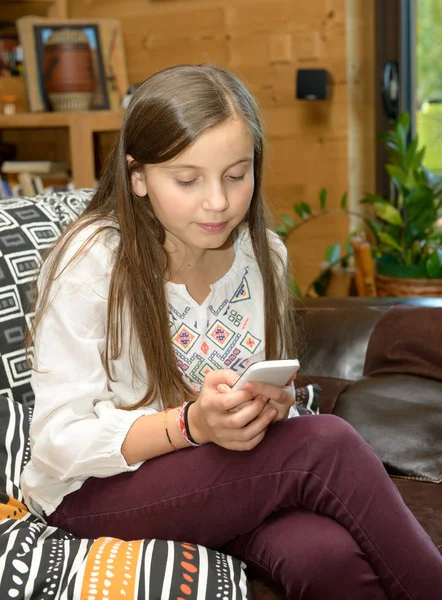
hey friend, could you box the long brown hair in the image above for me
[28,64,295,409]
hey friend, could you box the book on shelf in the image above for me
[0,176,14,199]
[18,172,35,196]
[1,160,71,174]
[0,171,73,198]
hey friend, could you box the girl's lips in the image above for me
[197,222,228,233]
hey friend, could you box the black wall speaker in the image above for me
[296,69,330,100]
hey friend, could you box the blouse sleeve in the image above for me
[29,226,155,482]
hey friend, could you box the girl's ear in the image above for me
[126,154,147,197]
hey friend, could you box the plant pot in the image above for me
[375,257,429,279]
[375,257,442,297]
[375,273,442,297]
[324,265,355,297]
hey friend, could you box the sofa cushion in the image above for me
[334,374,442,483]
[295,303,386,381]
[392,478,442,553]
[0,190,92,406]
[364,305,442,381]
[0,395,251,599]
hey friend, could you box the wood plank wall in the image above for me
[4,0,375,292]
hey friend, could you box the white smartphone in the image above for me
[229,359,300,412]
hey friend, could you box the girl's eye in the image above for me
[227,174,246,182]
[175,179,196,187]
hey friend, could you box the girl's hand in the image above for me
[241,372,298,422]
[188,370,278,451]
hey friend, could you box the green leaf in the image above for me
[413,146,426,169]
[404,188,436,236]
[319,188,327,210]
[313,268,332,297]
[325,243,341,264]
[426,248,442,278]
[378,232,403,252]
[300,201,312,216]
[396,113,410,154]
[288,276,302,297]
[293,203,306,220]
[385,140,399,153]
[404,138,418,168]
[340,191,348,209]
[344,231,358,255]
[367,218,383,235]
[397,112,410,131]
[280,214,296,228]
[360,193,387,205]
[386,164,408,186]
[274,223,288,238]
[374,202,404,226]
[427,232,442,245]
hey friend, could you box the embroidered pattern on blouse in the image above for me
[169,267,263,392]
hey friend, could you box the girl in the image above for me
[21,64,442,600]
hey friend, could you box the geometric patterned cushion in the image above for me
[0,395,32,498]
[0,395,251,599]
[0,189,93,407]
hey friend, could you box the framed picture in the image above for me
[34,23,109,111]
[16,16,128,112]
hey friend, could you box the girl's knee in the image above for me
[309,414,368,452]
[282,413,363,447]
[280,413,378,466]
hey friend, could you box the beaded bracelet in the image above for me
[176,401,201,447]
[164,408,179,451]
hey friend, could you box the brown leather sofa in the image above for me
[250,297,442,600]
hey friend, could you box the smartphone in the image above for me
[229,359,300,412]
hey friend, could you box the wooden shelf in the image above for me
[0,110,125,188]
[0,110,124,129]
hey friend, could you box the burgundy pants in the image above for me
[47,415,442,599]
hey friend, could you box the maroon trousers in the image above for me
[47,415,442,599]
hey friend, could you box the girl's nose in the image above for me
[203,183,229,211]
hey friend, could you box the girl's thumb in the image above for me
[217,384,231,393]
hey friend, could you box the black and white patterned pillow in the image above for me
[0,190,93,406]
[0,395,251,600]
[33,188,94,230]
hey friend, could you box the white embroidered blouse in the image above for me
[21,223,291,518]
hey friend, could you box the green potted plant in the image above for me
[276,112,442,297]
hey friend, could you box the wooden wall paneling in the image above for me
[67,0,375,293]
[346,1,376,226]
[224,0,295,32]
[0,2,50,21]
[48,0,68,18]
[120,5,228,83]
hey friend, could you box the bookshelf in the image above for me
[0,110,125,188]
[0,1,127,190]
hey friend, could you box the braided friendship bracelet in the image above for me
[164,408,179,451]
